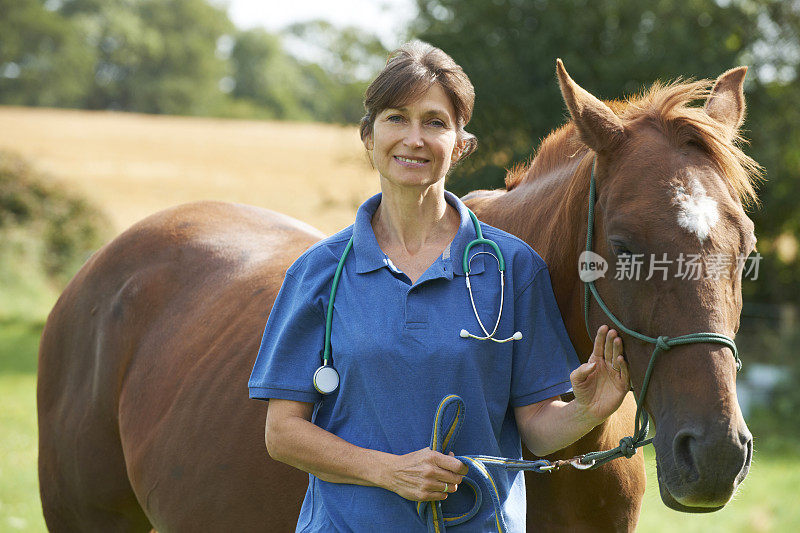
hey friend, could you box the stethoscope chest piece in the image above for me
[313,365,340,394]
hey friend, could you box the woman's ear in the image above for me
[362,133,375,169]
[451,140,465,163]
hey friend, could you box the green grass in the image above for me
[637,445,800,532]
[0,374,45,532]
[2,320,799,532]
[0,320,43,376]
[0,232,60,323]
[0,317,45,532]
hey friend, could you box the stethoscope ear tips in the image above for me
[512,331,523,341]
[460,329,470,338]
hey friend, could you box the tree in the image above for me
[228,29,309,120]
[412,0,800,304]
[0,0,95,107]
[285,20,388,123]
[58,0,233,114]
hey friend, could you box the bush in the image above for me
[0,151,110,289]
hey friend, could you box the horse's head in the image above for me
[557,61,759,512]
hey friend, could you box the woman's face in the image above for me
[364,83,462,189]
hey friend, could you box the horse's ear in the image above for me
[704,66,747,135]
[556,59,626,153]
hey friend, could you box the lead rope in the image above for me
[419,395,558,533]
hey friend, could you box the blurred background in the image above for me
[1,0,798,531]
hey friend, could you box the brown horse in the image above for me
[38,63,759,532]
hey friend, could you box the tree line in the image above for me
[0,0,385,122]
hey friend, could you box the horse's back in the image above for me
[38,201,321,531]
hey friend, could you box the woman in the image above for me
[248,41,630,532]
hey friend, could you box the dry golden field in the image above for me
[0,106,380,236]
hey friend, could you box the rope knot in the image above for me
[618,436,637,458]
[655,335,671,352]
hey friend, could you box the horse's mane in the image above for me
[505,79,763,209]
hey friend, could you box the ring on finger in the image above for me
[443,482,449,493]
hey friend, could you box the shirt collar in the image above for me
[352,191,485,278]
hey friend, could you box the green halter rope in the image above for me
[577,156,742,468]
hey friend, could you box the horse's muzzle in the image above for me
[655,418,753,512]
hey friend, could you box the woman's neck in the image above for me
[372,178,459,256]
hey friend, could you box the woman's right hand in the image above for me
[383,448,468,501]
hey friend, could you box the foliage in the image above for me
[413,0,758,183]
[227,23,387,123]
[745,322,800,450]
[0,0,95,107]
[285,20,388,123]
[412,0,800,305]
[0,151,110,290]
[229,29,310,120]
[0,2,388,123]
[57,0,233,114]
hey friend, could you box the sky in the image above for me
[219,0,418,48]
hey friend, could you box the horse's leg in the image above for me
[38,286,152,532]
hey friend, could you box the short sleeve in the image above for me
[510,265,581,407]
[248,271,326,404]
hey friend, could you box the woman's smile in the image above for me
[393,155,430,168]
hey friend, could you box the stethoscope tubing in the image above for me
[314,208,520,394]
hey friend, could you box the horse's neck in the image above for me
[468,156,593,361]
[468,154,637,457]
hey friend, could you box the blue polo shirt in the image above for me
[249,191,579,532]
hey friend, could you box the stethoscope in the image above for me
[313,208,522,395]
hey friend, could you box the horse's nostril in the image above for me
[740,429,753,449]
[738,430,753,483]
[672,429,701,483]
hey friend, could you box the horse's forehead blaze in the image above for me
[670,177,720,243]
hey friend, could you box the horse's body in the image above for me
[38,64,758,531]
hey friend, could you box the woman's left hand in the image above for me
[570,325,631,424]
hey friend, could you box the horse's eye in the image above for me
[686,139,703,150]
[612,243,632,257]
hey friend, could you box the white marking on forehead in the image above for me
[671,177,719,243]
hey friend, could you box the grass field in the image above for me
[0,106,379,236]
[3,349,799,532]
[1,106,799,531]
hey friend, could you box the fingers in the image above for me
[604,328,617,368]
[570,360,596,384]
[435,450,468,476]
[616,353,631,388]
[593,325,608,361]
[422,489,449,501]
[440,481,459,493]
[448,451,470,475]
[611,336,622,369]
[607,331,631,388]
[394,449,469,502]
[417,465,463,501]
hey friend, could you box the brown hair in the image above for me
[359,41,478,163]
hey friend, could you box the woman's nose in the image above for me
[403,123,424,148]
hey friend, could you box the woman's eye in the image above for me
[429,119,445,128]
[387,115,403,123]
